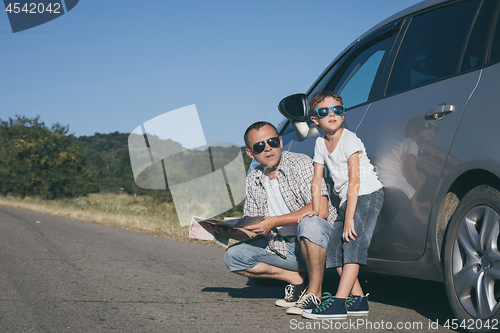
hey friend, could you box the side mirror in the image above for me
[278,93,309,122]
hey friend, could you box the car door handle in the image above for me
[426,103,454,120]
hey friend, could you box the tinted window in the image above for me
[490,5,500,63]
[279,119,294,136]
[461,0,497,71]
[324,34,394,108]
[308,61,342,98]
[387,0,480,95]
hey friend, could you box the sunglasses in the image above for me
[418,122,440,132]
[313,105,346,118]
[252,137,280,154]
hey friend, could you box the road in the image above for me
[0,205,457,332]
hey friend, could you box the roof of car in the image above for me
[306,0,454,95]
[358,0,450,42]
[306,0,460,95]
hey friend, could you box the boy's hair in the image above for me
[309,91,344,114]
[244,121,279,149]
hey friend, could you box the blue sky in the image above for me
[1,0,422,146]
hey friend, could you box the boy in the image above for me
[298,91,384,319]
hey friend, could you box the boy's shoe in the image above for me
[275,282,307,308]
[346,293,369,315]
[301,292,347,320]
[286,293,321,315]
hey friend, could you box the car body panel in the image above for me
[277,0,495,279]
[275,0,500,323]
[361,70,481,260]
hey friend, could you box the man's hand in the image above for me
[244,217,276,235]
[297,210,319,223]
[201,222,237,239]
[343,218,357,242]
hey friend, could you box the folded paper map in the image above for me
[189,216,264,247]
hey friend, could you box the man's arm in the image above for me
[204,172,266,242]
[203,223,262,242]
[244,195,329,235]
[298,162,325,222]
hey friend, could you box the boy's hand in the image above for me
[244,217,276,235]
[297,210,319,223]
[343,218,357,242]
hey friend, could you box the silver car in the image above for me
[278,0,500,327]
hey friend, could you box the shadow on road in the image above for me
[201,279,284,300]
[352,271,454,323]
[203,269,453,324]
[320,269,453,323]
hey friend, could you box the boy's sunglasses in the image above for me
[313,105,346,118]
[252,137,280,154]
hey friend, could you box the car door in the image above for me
[353,0,484,260]
[281,20,405,211]
[285,19,403,158]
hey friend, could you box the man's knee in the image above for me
[297,216,332,249]
[224,255,262,277]
[297,216,329,235]
[224,243,255,272]
[223,245,239,270]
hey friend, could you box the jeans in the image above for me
[327,188,384,267]
[224,216,333,272]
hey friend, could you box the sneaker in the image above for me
[286,293,321,315]
[301,292,347,320]
[275,282,307,308]
[346,293,369,315]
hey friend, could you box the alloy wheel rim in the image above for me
[452,205,500,319]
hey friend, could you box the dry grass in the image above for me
[0,193,240,248]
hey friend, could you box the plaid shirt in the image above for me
[244,151,337,258]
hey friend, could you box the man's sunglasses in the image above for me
[314,105,346,118]
[252,137,280,154]
[418,122,440,132]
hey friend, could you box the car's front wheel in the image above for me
[443,185,500,331]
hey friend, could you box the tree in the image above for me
[0,116,98,199]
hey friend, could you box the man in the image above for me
[208,121,336,315]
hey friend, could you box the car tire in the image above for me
[443,185,500,332]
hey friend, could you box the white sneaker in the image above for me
[286,293,321,315]
[275,283,307,308]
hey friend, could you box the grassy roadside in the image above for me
[0,193,241,248]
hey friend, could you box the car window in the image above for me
[279,119,294,136]
[334,43,389,108]
[308,60,342,98]
[324,35,394,109]
[460,0,497,72]
[386,0,480,95]
[304,21,401,113]
[490,4,500,63]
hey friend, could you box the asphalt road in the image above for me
[0,205,458,333]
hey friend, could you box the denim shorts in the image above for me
[224,216,333,272]
[327,188,384,267]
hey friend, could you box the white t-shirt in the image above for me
[263,177,297,236]
[376,137,418,198]
[313,129,382,207]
